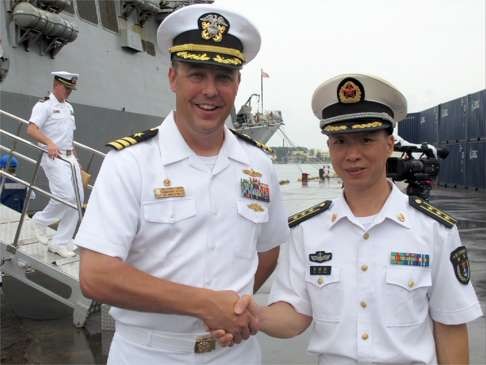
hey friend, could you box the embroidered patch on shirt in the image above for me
[240,177,270,202]
[309,251,332,263]
[450,246,470,285]
[390,252,430,267]
[310,266,331,275]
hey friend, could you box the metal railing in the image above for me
[0,108,106,248]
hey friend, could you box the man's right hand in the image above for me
[200,290,259,345]
[211,294,261,347]
[47,142,60,159]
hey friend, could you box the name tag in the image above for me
[310,266,331,275]
[154,187,185,199]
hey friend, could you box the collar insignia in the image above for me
[338,78,364,104]
[309,250,332,263]
[198,13,229,42]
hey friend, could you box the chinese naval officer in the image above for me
[214,74,483,365]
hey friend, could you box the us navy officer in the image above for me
[216,74,483,364]
[27,71,83,258]
[75,4,289,365]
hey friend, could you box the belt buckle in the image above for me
[194,335,216,354]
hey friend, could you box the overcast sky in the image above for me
[217,0,486,149]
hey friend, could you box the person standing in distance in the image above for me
[216,74,483,365]
[27,71,83,258]
[75,4,289,365]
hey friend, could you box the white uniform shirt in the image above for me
[75,113,290,333]
[269,183,482,365]
[29,92,76,150]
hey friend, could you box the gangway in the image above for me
[0,108,105,327]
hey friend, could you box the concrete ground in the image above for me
[1,184,485,364]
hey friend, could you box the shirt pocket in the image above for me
[143,198,196,223]
[234,199,269,259]
[384,266,432,327]
[304,266,342,322]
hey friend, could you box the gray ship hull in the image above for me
[237,123,280,144]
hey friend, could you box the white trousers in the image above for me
[108,331,262,365]
[32,154,84,246]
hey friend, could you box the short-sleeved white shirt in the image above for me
[75,112,290,333]
[29,92,76,150]
[269,183,482,365]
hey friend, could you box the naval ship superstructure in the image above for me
[0,0,280,151]
[231,93,284,144]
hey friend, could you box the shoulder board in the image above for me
[106,128,159,151]
[38,96,50,102]
[409,196,456,228]
[230,129,273,154]
[288,200,332,228]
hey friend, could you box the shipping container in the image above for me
[467,90,486,141]
[419,106,439,145]
[397,112,421,143]
[438,97,468,143]
[437,143,466,188]
[465,141,486,190]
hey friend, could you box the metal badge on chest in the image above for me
[153,178,186,199]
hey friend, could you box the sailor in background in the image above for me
[27,71,83,258]
[215,74,483,364]
[75,4,289,365]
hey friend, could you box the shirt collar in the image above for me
[328,181,411,229]
[157,112,250,167]
[157,112,193,165]
[49,92,63,105]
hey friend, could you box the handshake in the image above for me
[202,290,263,347]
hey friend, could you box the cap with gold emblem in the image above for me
[157,4,260,68]
[312,74,407,135]
[51,71,79,90]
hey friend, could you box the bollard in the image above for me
[301,172,309,186]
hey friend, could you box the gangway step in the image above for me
[0,203,95,327]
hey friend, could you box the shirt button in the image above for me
[317,277,324,285]
[361,264,368,272]
[363,232,369,240]
[360,301,367,309]
[361,333,369,341]
[408,279,415,288]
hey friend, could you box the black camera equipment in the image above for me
[386,143,449,200]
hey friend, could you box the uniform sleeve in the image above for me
[29,102,49,128]
[256,164,290,252]
[428,224,483,324]
[74,150,141,260]
[268,226,312,316]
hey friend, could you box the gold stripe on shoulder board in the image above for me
[230,129,273,154]
[288,200,332,228]
[106,127,159,151]
[409,196,456,228]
